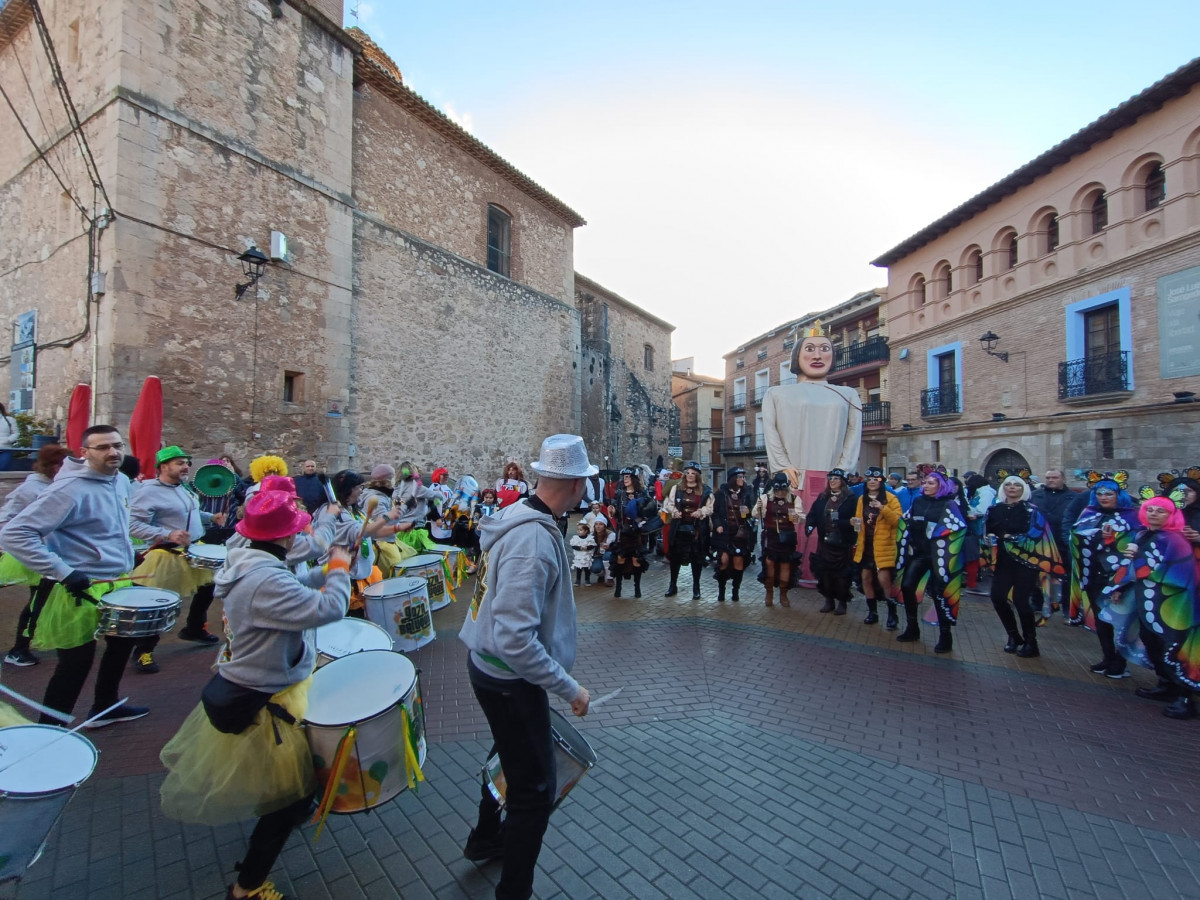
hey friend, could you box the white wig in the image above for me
[999,475,1030,502]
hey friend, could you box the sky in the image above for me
[346,1,1200,376]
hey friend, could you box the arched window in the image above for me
[1090,191,1108,234]
[1005,233,1018,269]
[971,249,983,284]
[1045,213,1059,253]
[933,261,952,298]
[487,204,512,276]
[910,274,927,307]
[1144,162,1165,211]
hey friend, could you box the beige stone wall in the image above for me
[351,214,581,479]
[353,83,576,304]
[577,279,673,468]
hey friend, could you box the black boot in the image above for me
[885,600,899,630]
[613,578,622,598]
[633,572,642,599]
[1164,695,1197,720]
[665,563,680,596]
[575,569,582,585]
[691,566,702,600]
[819,597,835,613]
[1136,679,1177,702]
[896,599,920,642]
[863,598,879,625]
[934,625,953,654]
[1003,631,1023,654]
[833,597,847,616]
[1016,635,1039,657]
[730,570,742,602]
[1016,610,1038,657]
[717,576,727,602]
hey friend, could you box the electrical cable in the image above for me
[0,79,88,219]
[12,38,82,210]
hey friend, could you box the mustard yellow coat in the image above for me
[852,491,902,569]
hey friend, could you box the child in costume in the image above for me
[570,522,596,585]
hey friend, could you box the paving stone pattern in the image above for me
[3,556,1198,899]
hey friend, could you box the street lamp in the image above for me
[235,246,269,300]
[979,330,1009,363]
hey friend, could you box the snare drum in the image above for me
[305,650,427,814]
[0,724,98,882]
[94,586,181,638]
[185,543,227,570]
[362,577,433,652]
[483,707,596,812]
[394,553,448,610]
[314,617,394,668]
[429,544,464,588]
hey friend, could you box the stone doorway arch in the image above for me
[984,448,1031,484]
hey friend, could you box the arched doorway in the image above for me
[984,448,1031,484]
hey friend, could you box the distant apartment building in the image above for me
[873,57,1200,485]
[721,289,889,475]
[671,358,724,483]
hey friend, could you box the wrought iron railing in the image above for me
[920,384,960,417]
[753,385,770,405]
[722,434,766,454]
[730,392,747,411]
[1057,351,1130,399]
[862,401,891,428]
[833,336,889,372]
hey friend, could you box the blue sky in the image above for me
[348,2,1200,374]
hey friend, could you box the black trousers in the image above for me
[135,581,217,654]
[41,635,138,720]
[8,583,42,653]
[469,659,556,900]
[237,794,314,890]
[990,557,1037,635]
[900,555,950,626]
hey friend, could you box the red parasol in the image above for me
[128,376,163,479]
[65,383,91,453]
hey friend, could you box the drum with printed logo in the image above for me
[394,553,448,611]
[361,577,434,652]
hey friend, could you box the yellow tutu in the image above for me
[396,529,440,554]
[0,553,40,587]
[160,678,314,826]
[374,539,416,574]
[132,549,213,598]
[32,580,130,651]
[0,699,32,728]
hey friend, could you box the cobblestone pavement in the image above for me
[2,550,1197,899]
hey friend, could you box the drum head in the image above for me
[186,544,227,562]
[102,586,181,609]
[315,618,393,658]
[363,576,425,599]
[0,725,98,795]
[548,708,598,766]
[306,650,416,726]
[398,554,443,570]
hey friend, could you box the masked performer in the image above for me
[663,461,714,600]
[852,466,902,627]
[711,468,756,602]
[1101,495,1199,720]
[754,472,803,607]
[1068,472,1139,678]
[895,471,966,653]
[985,475,1064,658]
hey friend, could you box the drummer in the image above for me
[158,490,352,900]
[128,446,228,673]
[0,424,148,726]
[361,463,417,576]
[315,470,403,616]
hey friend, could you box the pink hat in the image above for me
[236,490,311,541]
[261,474,298,496]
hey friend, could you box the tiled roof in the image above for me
[871,55,1200,267]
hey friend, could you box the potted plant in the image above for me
[12,412,57,449]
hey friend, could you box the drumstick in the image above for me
[0,683,75,723]
[352,496,379,547]
[588,687,622,709]
[0,698,127,777]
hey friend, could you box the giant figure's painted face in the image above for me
[795,338,834,379]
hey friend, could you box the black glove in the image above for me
[61,570,93,604]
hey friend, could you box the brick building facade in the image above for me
[671,359,723,482]
[874,58,1200,486]
[0,0,672,478]
[721,289,890,475]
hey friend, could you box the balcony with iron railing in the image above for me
[730,392,747,411]
[752,384,770,405]
[920,384,961,420]
[832,336,889,373]
[862,401,890,429]
[721,433,766,455]
[1057,350,1132,403]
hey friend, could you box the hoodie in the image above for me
[128,477,211,544]
[0,456,134,580]
[215,545,350,694]
[458,499,579,702]
[0,472,52,529]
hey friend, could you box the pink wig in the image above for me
[1138,496,1184,532]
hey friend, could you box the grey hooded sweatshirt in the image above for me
[458,499,579,703]
[0,456,133,580]
[0,472,52,528]
[215,545,350,694]
[128,477,212,543]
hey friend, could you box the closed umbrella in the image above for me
[65,383,91,453]
[128,376,163,478]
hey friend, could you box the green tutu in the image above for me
[32,579,131,651]
[0,553,40,587]
[396,529,441,554]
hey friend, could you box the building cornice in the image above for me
[574,272,675,332]
[723,289,883,358]
[872,56,1200,267]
